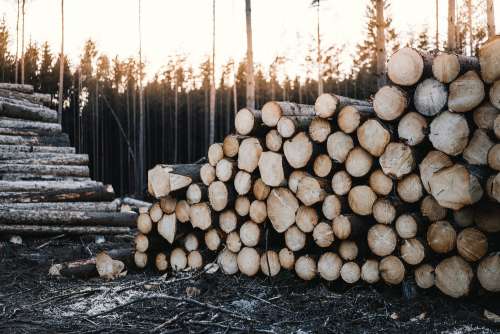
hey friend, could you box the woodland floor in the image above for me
[0,237,499,334]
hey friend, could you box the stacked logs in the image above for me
[138,39,500,298]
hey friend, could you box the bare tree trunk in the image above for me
[245,0,255,109]
[487,0,496,39]
[209,0,216,145]
[436,0,439,49]
[138,0,145,197]
[15,0,19,84]
[375,0,386,88]
[174,75,178,162]
[466,0,473,56]
[21,0,25,85]
[448,0,456,51]
[58,0,64,124]
[316,3,323,96]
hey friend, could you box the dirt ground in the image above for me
[0,237,499,334]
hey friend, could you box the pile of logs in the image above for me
[0,83,137,236]
[137,39,500,299]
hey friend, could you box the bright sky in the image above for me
[1,0,499,81]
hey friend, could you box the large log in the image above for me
[357,119,391,157]
[387,47,431,86]
[267,187,299,233]
[0,117,61,134]
[283,132,313,169]
[379,142,415,179]
[0,83,34,94]
[258,151,286,187]
[413,78,448,117]
[0,201,118,212]
[448,71,485,113]
[0,133,70,147]
[373,86,408,121]
[238,137,263,173]
[435,256,473,298]
[261,101,315,127]
[0,101,58,123]
[367,224,397,256]
[419,150,453,194]
[432,52,480,83]
[0,144,75,154]
[147,164,202,198]
[0,88,50,105]
[0,224,130,235]
[0,152,88,165]
[478,36,500,83]
[0,164,89,177]
[296,176,327,206]
[314,93,371,119]
[327,131,354,163]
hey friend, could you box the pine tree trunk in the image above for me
[487,0,496,39]
[245,0,255,110]
[448,0,456,51]
[375,0,386,88]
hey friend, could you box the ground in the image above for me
[0,237,499,334]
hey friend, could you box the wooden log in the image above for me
[288,170,308,194]
[296,176,327,206]
[155,252,169,271]
[314,93,371,119]
[170,248,187,271]
[233,171,252,196]
[184,233,199,251]
[414,264,434,289]
[400,238,425,265]
[413,78,448,117]
[0,152,88,165]
[361,259,380,284]
[448,71,485,113]
[308,117,331,143]
[495,115,500,139]
[187,250,203,269]
[331,170,352,196]
[473,102,499,130]
[357,119,391,157]
[0,144,74,154]
[158,213,176,243]
[265,129,282,152]
[215,158,237,182]
[340,262,361,284]
[258,151,286,187]
[295,255,317,281]
[397,112,428,146]
[277,116,308,139]
[205,228,222,251]
[373,86,408,121]
[200,163,216,186]
[477,253,500,292]
[345,147,373,178]
[260,250,281,277]
[348,185,377,216]
[222,134,247,158]
[429,164,483,210]
[379,143,415,179]
[456,227,488,262]
[219,209,237,233]
[186,183,207,205]
[0,101,58,123]
[427,220,457,254]
[317,252,342,281]
[397,173,423,203]
[478,36,500,83]
[488,143,500,171]
[432,52,480,83]
[339,240,358,261]
[489,80,500,109]
[249,200,267,224]
[367,224,397,257]
[420,195,448,222]
[387,47,430,86]
[486,173,500,202]
[238,137,262,173]
[0,164,89,178]
[234,108,262,136]
[295,205,318,233]
[332,214,366,240]
[0,224,130,235]
[419,150,453,194]
[283,132,313,169]
[134,233,149,252]
[0,201,118,212]
[322,194,342,220]
[327,131,354,163]
[208,181,230,212]
[285,225,306,251]
[372,198,397,224]
[0,83,34,93]
[137,213,152,234]
[189,202,212,230]
[160,196,177,214]
[435,256,473,298]
[463,129,494,165]
[217,249,239,275]
[369,169,393,196]
[134,251,148,269]
[0,174,90,182]
[208,143,224,166]
[337,105,374,134]
[0,117,61,134]
[226,231,242,253]
[379,255,405,285]
[235,196,250,217]
[237,247,260,276]
[395,214,418,239]
[262,101,315,127]
[0,133,69,147]
[148,164,201,198]
[252,178,270,200]
[313,222,335,248]
[278,248,295,270]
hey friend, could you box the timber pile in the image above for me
[137,39,500,299]
[0,83,137,236]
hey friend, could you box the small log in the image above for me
[258,151,286,187]
[184,233,199,251]
[397,112,428,146]
[395,214,418,239]
[295,255,317,281]
[186,183,207,205]
[369,169,393,196]
[327,131,354,163]
[208,143,224,166]
[216,158,237,182]
[149,203,163,222]
[0,144,74,154]
[288,170,308,194]
[237,247,260,276]
[387,47,430,86]
[313,222,335,248]
[308,117,331,143]
[473,102,499,130]
[285,225,306,251]
[340,262,361,284]
[372,198,397,224]
[200,163,216,186]
[414,264,435,289]
[219,209,237,233]
[265,129,282,152]
[158,213,176,243]
[332,214,366,240]
[420,195,447,222]
[252,178,270,200]
[238,137,263,173]
[160,196,177,214]
[223,134,247,158]
[345,147,373,178]
[456,227,488,262]
[397,173,423,203]
[357,119,391,157]
[295,205,318,233]
[478,36,500,83]
[137,213,152,234]
[249,200,267,224]
[400,238,425,265]
[0,101,58,123]
[419,150,453,194]
[208,181,230,212]
[262,101,315,127]
[448,71,485,113]
[489,80,500,109]
[486,173,500,202]
[205,228,222,251]
[260,250,281,277]
[373,86,408,121]
[235,196,250,217]
[477,253,500,292]
[234,108,262,136]
[296,176,327,206]
[331,170,352,196]
[413,78,448,116]
[226,231,242,253]
[218,249,239,275]
[367,224,397,257]
[278,248,295,270]
[339,240,358,261]
[148,164,201,198]
[0,133,69,147]
[134,234,149,252]
[379,143,415,179]
[337,105,374,134]
[435,256,473,298]
[463,129,494,165]
[240,221,261,247]
[317,252,342,281]
[134,251,148,269]
[0,224,130,235]
[187,250,203,269]
[170,248,187,271]
[189,202,212,230]
[432,52,480,83]
[488,143,500,171]
[234,171,252,195]
[427,220,457,254]
[283,132,313,169]
[379,256,405,285]
[314,93,371,119]
[348,185,377,216]
[361,259,380,284]
[276,116,296,138]
[322,194,342,220]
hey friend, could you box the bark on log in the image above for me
[387,47,431,86]
[234,108,262,136]
[435,256,473,298]
[0,224,130,235]
[262,101,315,127]
[148,164,202,198]
[0,201,118,212]
[0,83,34,93]
[0,152,88,165]
[337,105,374,134]
[267,187,299,233]
[0,117,61,134]
[0,133,70,147]
[0,101,58,123]
[0,164,89,177]
[448,71,485,113]
[314,93,371,119]
[283,132,313,169]
[373,86,408,121]
[478,36,500,83]
[432,52,480,83]
[357,119,391,157]
[379,143,415,179]
[0,144,75,154]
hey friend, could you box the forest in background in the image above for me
[0,0,490,195]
